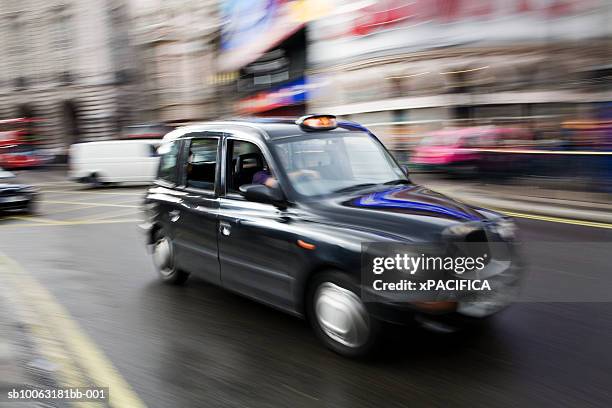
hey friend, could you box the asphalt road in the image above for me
[1,169,611,408]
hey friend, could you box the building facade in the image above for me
[0,0,139,151]
[216,0,309,117]
[129,0,220,123]
[307,0,612,148]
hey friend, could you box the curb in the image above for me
[433,188,612,225]
[0,287,59,398]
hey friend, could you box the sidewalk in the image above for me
[414,174,612,224]
[0,289,61,407]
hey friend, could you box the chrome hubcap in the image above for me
[153,236,173,276]
[314,282,370,348]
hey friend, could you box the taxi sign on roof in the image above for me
[296,114,337,131]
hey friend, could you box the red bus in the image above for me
[0,118,48,169]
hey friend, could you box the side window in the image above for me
[227,140,269,193]
[157,141,180,184]
[186,138,218,190]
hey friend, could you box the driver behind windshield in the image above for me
[252,149,320,189]
[270,132,406,196]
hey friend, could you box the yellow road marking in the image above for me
[0,255,147,408]
[496,209,612,229]
[77,209,142,222]
[3,285,100,408]
[40,200,140,209]
[38,197,141,216]
[6,215,65,224]
[0,198,142,227]
[40,189,144,196]
[0,218,142,228]
[449,195,612,229]
[40,195,141,207]
[39,203,114,216]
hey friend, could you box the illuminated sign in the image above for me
[237,78,309,113]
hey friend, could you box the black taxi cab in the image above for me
[142,115,520,357]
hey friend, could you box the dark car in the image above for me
[0,168,38,213]
[142,115,521,357]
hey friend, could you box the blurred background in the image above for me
[1,2,612,407]
[0,0,610,188]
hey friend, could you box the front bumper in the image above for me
[367,297,511,331]
[364,259,523,326]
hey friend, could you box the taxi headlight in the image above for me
[444,223,480,237]
[493,219,517,240]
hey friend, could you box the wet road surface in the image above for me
[1,169,611,408]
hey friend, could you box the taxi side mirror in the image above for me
[401,165,410,177]
[239,184,284,205]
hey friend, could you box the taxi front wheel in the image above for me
[307,271,380,357]
[152,229,189,285]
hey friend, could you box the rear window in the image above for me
[185,138,218,190]
[157,141,180,184]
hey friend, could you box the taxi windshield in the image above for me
[272,132,406,197]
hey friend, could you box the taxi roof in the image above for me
[165,117,369,142]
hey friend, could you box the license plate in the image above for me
[457,300,509,318]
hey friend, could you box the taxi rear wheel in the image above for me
[152,229,189,285]
[307,270,380,357]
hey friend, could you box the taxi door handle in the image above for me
[219,221,231,236]
[169,210,180,222]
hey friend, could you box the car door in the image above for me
[217,136,298,312]
[171,133,222,285]
[148,138,185,247]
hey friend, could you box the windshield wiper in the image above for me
[383,179,412,185]
[332,183,378,194]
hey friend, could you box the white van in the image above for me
[69,139,161,186]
